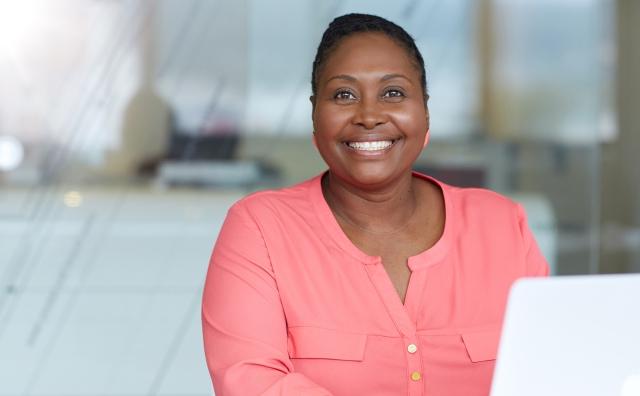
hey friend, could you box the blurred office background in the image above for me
[0,0,637,395]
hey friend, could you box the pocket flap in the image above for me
[288,327,366,361]
[462,328,501,362]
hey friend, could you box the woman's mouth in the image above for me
[345,139,396,152]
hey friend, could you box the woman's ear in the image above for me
[423,128,430,148]
[423,107,430,148]
[310,95,317,124]
[310,96,318,149]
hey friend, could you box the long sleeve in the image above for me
[201,202,333,396]
[516,204,550,277]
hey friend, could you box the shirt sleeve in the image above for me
[516,203,550,277]
[202,202,334,396]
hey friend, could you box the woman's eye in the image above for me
[334,90,356,101]
[383,89,405,99]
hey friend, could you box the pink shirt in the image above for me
[202,172,549,396]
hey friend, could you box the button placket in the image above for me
[363,261,426,394]
[404,336,424,395]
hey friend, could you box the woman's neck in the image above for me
[322,171,420,235]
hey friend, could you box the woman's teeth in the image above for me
[347,140,393,151]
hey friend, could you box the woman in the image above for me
[202,13,548,396]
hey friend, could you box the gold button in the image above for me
[411,371,422,381]
[407,343,418,353]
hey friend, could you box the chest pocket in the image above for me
[461,328,501,362]
[287,326,367,361]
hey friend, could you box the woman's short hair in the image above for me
[311,13,428,103]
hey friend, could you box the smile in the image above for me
[345,140,395,151]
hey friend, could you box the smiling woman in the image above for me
[311,31,429,190]
[202,13,549,396]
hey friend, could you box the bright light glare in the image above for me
[0,135,25,171]
[63,191,83,208]
[622,374,640,396]
[0,1,40,52]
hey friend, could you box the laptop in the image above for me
[490,274,640,396]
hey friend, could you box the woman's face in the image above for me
[312,32,429,189]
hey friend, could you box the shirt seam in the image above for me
[236,200,290,329]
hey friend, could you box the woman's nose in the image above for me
[352,98,388,129]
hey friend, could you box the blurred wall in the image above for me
[600,0,640,273]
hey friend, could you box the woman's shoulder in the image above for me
[228,173,322,219]
[422,174,523,222]
[416,172,519,211]
[449,184,518,210]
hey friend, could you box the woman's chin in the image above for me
[331,165,408,190]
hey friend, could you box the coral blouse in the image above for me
[202,172,549,396]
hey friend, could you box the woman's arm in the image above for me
[202,202,333,396]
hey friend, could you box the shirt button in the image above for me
[411,371,422,381]
[407,343,418,353]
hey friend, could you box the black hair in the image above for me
[311,13,428,103]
